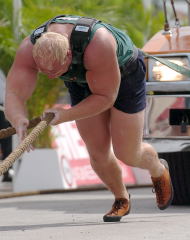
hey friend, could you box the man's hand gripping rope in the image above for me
[0,112,55,176]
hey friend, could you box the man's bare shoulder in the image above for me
[84,28,117,70]
[15,36,36,69]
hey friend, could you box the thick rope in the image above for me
[0,113,54,176]
[0,117,41,139]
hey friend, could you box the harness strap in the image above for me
[142,51,190,78]
[30,15,67,44]
[70,17,99,65]
[60,17,100,84]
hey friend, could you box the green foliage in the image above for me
[0,0,17,74]
[108,0,164,47]
[22,0,164,48]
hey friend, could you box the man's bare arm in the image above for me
[5,37,38,128]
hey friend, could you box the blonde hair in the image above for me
[32,32,69,66]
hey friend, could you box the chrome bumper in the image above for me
[144,95,190,152]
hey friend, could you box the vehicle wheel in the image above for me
[159,151,190,205]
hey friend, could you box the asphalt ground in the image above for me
[0,186,190,240]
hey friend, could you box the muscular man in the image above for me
[5,15,173,222]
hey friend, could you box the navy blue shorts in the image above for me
[64,50,146,114]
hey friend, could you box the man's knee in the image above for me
[115,142,158,168]
[115,150,141,167]
[88,148,111,165]
[141,142,158,161]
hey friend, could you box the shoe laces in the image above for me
[110,198,127,214]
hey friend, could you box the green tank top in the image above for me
[91,23,135,65]
[51,15,137,83]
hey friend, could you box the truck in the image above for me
[142,0,190,204]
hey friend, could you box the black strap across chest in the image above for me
[30,15,67,44]
[70,17,99,64]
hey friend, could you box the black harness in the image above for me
[30,15,100,83]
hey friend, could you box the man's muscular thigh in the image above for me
[75,110,112,161]
[110,107,145,165]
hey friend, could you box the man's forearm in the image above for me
[58,94,114,124]
[4,92,28,127]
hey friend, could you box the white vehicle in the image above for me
[143,0,190,204]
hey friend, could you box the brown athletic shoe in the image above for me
[103,195,131,222]
[151,159,174,210]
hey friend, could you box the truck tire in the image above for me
[159,151,190,205]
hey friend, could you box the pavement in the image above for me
[0,185,190,240]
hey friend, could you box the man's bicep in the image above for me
[85,33,121,102]
[7,64,38,101]
[86,66,120,103]
[6,37,38,100]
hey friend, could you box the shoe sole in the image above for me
[103,196,131,222]
[103,215,123,222]
[159,159,174,210]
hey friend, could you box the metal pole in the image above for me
[163,0,171,32]
[13,0,22,41]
